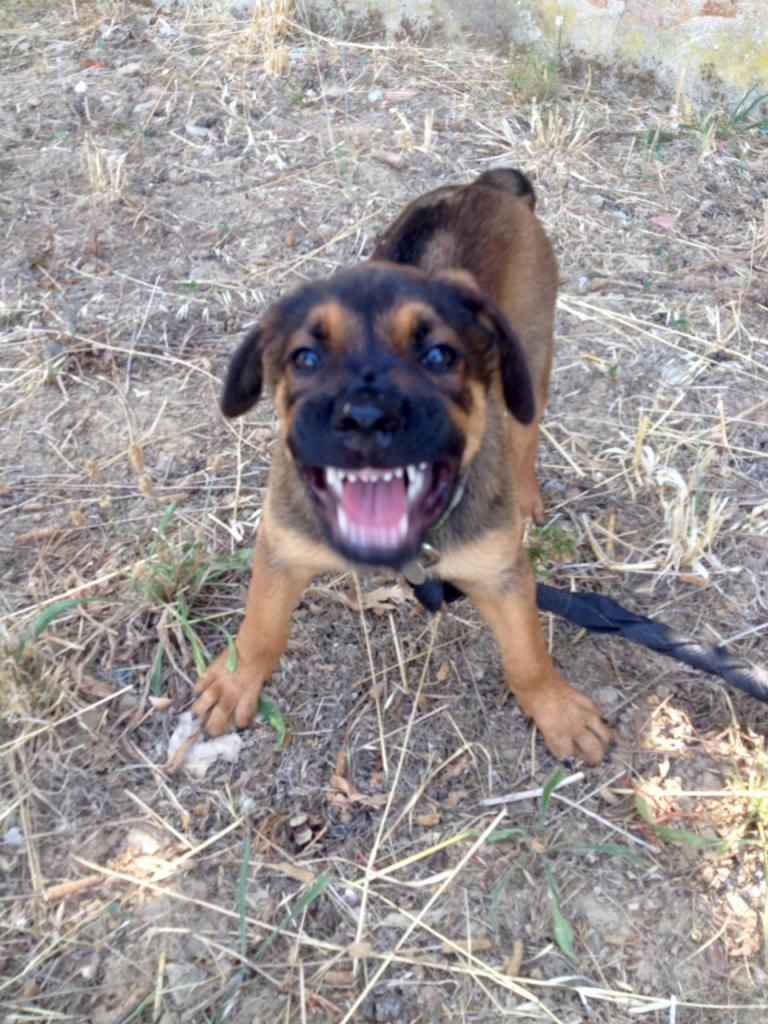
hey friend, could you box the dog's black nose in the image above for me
[333,389,403,449]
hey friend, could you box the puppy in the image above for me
[192,168,611,764]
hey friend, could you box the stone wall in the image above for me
[298,0,768,101]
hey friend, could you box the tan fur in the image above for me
[192,519,314,734]
[385,301,436,355]
[192,173,612,765]
[304,301,358,356]
[373,182,556,522]
[455,380,487,472]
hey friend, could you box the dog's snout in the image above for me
[333,389,403,448]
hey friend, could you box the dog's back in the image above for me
[371,168,557,410]
[472,167,536,209]
[371,168,540,273]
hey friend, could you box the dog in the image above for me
[191,168,612,765]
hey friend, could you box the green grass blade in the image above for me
[172,595,209,675]
[116,993,153,1024]
[150,646,164,696]
[239,817,251,958]
[539,766,565,825]
[566,843,644,866]
[489,864,518,936]
[486,827,526,843]
[210,968,248,1024]
[543,863,578,961]
[253,872,332,963]
[757,820,768,970]
[209,819,257,1023]
[155,497,182,537]
[463,826,526,843]
[653,825,725,850]
[730,86,768,124]
[258,696,287,751]
[16,597,93,656]
[179,622,209,676]
[635,795,726,851]
[226,635,238,672]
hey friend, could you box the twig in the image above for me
[482,771,585,806]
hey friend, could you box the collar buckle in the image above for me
[402,542,440,585]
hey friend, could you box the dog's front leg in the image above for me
[465,560,612,764]
[192,522,312,735]
[506,418,545,525]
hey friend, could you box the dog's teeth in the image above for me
[326,468,344,499]
[407,465,425,504]
[419,462,428,471]
[334,470,413,553]
[337,505,349,536]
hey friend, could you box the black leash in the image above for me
[410,579,768,704]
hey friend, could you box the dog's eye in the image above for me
[291,348,323,372]
[420,344,459,373]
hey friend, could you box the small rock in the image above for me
[184,123,211,140]
[164,961,207,1009]
[3,826,25,847]
[117,61,143,76]
[594,684,620,710]
[362,988,406,1022]
[372,150,405,170]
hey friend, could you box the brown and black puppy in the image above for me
[192,168,611,764]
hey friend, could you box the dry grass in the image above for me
[1,1,767,1021]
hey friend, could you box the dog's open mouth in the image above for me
[303,461,458,564]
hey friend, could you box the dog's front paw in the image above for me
[191,650,267,735]
[518,673,612,765]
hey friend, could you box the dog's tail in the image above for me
[473,167,536,210]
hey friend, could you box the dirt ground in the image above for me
[1,2,767,1022]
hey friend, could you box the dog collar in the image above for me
[401,477,466,586]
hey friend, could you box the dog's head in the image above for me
[221,263,534,567]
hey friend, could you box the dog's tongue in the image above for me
[342,475,407,529]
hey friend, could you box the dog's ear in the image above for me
[220,321,272,418]
[434,270,536,425]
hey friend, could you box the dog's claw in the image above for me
[191,650,267,736]
[518,672,613,766]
